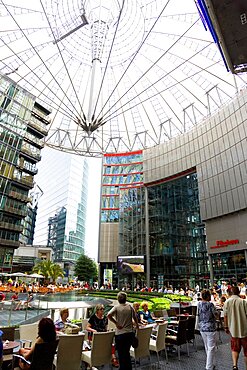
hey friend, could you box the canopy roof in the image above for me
[1,0,247,156]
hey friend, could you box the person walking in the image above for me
[107,291,139,370]
[198,289,218,370]
[223,286,247,370]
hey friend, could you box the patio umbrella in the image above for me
[29,273,45,279]
[9,272,28,277]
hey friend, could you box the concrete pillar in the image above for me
[208,254,214,287]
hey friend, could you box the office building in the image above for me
[0,73,50,272]
[99,89,247,288]
[33,147,89,276]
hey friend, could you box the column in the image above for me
[208,254,214,287]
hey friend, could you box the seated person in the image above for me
[11,292,20,309]
[11,292,19,301]
[18,317,56,370]
[0,292,6,302]
[86,304,119,367]
[139,301,155,324]
[55,307,71,332]
[133,302,146,325]
[15,292,34,310]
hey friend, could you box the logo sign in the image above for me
[210,239,239,249]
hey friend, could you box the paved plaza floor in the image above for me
[138,330,245,370]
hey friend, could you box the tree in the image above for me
[74,254,98,282]
[32,260,64,282]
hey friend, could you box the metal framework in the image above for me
[1,0,247,156]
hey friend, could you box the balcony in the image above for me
[9,190,32,203]
[3,205,27,217]
[12,175,34,190]
[24,132,45,149]
[0,221,23,232]
[28,117,48,136]
[20,146,41,162]
[0,238,20,249]
[17,162,38,176]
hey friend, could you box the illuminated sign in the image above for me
[210,239,239,249]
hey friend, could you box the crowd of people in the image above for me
[197,285,247,370]
[0,279,246,370]
[31,285,247,370]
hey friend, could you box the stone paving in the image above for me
[139,331,246,370]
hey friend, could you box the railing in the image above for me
[24,132,45,148]
[0,295,50,327]
[0,221,23,232]
[20,146,41,161]
[3,205,27,217]
[9,190,32,203]
[12,175,34,188]
[0,238,19,247]
[28,117,48,135]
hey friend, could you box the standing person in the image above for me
[86,304,119,367]
[198,289,218,370]
[107,292,139,370]
[224,286,247,370]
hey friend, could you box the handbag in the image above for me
[131,332,139,348]
[130,306,139,348]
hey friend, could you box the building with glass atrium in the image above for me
[0,0,247,285]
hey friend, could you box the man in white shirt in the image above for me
[224,286,247,370]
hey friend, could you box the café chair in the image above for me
[53,334,84,370]
[81,319,88,331]
[81,319,89,340]
[130,326,152,369]
[149,322,168,368]
[12,340,58,370]
[19,322,39,348]
[186,315,197,350]
[167,308,177,318]
[165,319,189,360]
[81,331,115,369]
[107,319,116,332]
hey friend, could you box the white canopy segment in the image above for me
[1,0,247,156]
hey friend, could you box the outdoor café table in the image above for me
[3,341,19,352]
[3,340,20,363]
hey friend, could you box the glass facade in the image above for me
[147,173,208,288]
[33,147,89,270]
[99,151,143,286]
[211,251,246,283]
[101,151,143,223]
[119,186,146,256]
[0,73,49,271]
[100,163,209,288]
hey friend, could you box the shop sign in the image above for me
[210,239,239,249]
